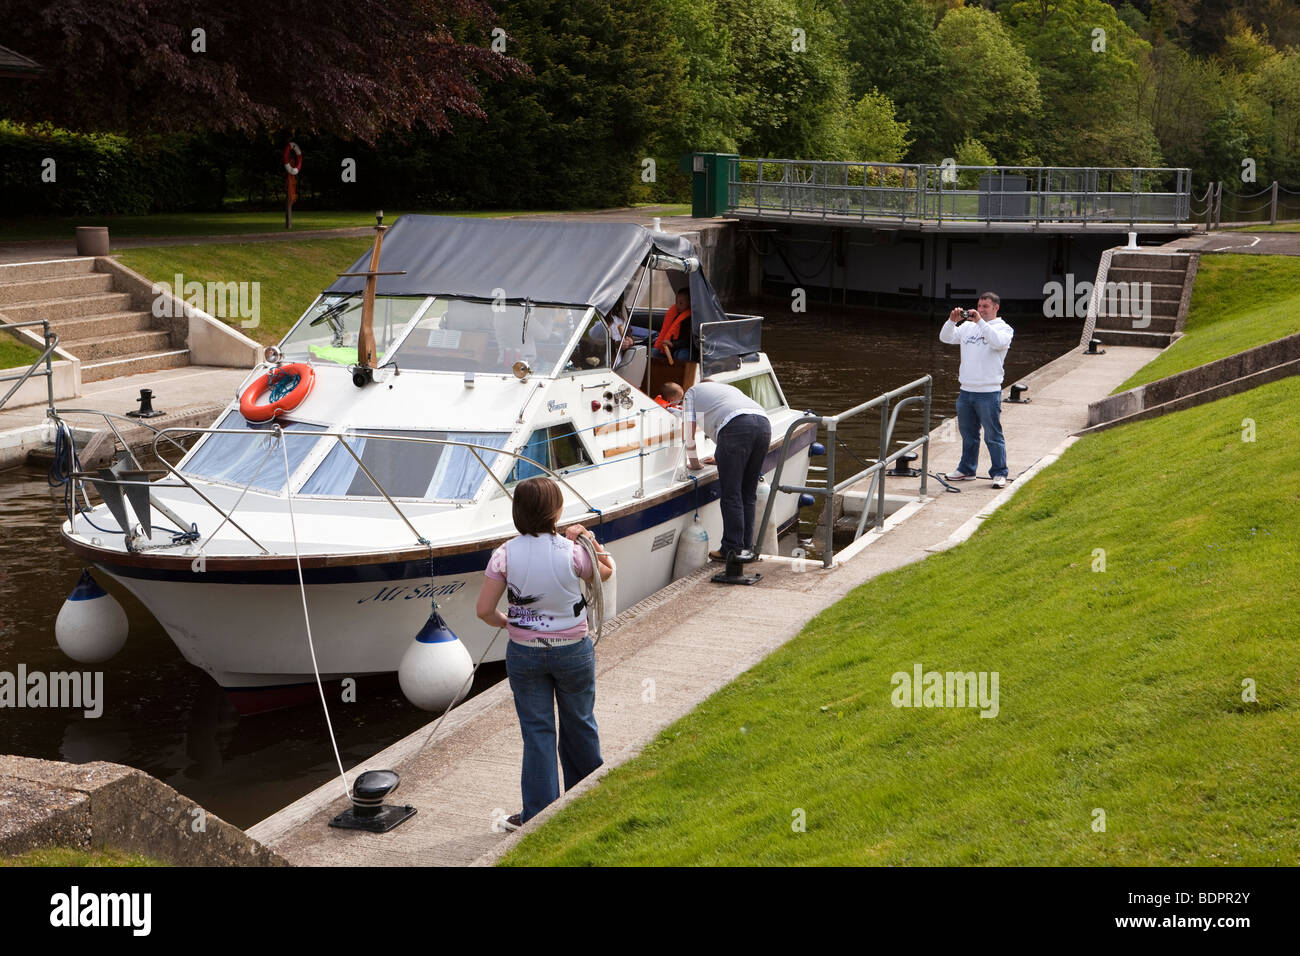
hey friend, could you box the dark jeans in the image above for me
[714,413,771,555]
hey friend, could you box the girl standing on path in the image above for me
[475,476,614,829]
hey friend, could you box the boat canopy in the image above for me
[327,215,710,318]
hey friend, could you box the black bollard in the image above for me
[329,769,416,833]
[126,388,164,418]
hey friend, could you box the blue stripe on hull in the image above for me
[94,427,814,586]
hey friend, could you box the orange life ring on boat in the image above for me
[239,363,315,422]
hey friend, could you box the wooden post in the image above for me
[1271,181,1279,225]
[357,223,384,368]
[335,211,406,373]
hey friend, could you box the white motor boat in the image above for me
[59,215,816,712]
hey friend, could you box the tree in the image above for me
[934,6,1042,163]
[842,91,912,161]
[1253,50,1300,182]
[0,0,515,142]
[424,0,685,208]
[1003,0,1162,166]
[713,0,854,159]
[843,0,952,160]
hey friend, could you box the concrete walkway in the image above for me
[1162,230,1300,256]
[247,342,1154,867]
[0,365,250,468]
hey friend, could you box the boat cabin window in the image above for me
[395,298,590,376]
[279,295,427,366]
[182,412,325,492]
[508,425,593,482]
[299,429,510,500]
[730,372,785,411]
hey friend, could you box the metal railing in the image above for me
[728,159,1193,226]
[57,420,606,555]
[0,319,59,412]
[755,375,932,569]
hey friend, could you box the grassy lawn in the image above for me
[118,238,372,345]
[0,205,691,242]
[1113,254,1300,393]
[0,847,166,866]
[0,331,44,370]
[503,376,1300,866]
[1224,222,1300,233]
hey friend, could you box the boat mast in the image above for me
[337,211,404,378]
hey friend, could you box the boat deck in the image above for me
[247,343,1154,866]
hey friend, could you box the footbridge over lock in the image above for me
[686,154,1197,316]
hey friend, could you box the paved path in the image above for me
[1162,230,1300,257]
[247,343,1154,867]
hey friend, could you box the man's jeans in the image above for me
[505,637,603,822]
[955,389,1008,479]
[714,413,771,555]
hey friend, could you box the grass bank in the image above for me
[0,847,165,866]
[1114,254,1300,392]
[0,329,44,370]
[1224,222,1300,233]
[0,205,690,242]
[503,377,1300,866]
[118,238,372,345]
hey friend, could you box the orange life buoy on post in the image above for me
[239,363,316,423]
[282,141,303,175]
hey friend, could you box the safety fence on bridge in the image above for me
[727,159,1193,226]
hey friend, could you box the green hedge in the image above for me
[0,122,224,215]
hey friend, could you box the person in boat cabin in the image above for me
[681,380,771,561]
[475,476,614,829]
[652,287,692,363]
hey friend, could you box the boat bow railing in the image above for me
[754,375,932,569]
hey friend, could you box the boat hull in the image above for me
[78,435,814,702]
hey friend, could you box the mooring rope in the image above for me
[279,427,351,802]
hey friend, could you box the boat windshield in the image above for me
[300,429,511,501]
[279,295,429,366]
[182,411,325,492]
[393,298,590,375]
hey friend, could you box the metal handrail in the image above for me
[73,426,605,554]
[0,319,59,411]
[754,376,931,568]
[728,159,1193,226]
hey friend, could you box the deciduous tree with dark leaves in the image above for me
[0,0,518,141]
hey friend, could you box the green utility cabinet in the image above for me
[683,152,738,218]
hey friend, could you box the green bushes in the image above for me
[0,122,224,215]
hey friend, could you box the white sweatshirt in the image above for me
[939,317,1014,393]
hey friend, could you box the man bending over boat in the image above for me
[679,381,770,562]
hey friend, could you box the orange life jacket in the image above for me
[654,304,691,353]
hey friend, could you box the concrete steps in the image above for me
[54,310,156,340]
[0,291,135,323]
[0,258,192,383]
[63,329,173,362]
[1088,250,1195,349]
[0,272,114,305]
[81,349,190,383]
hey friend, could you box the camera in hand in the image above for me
[956,308,977,321]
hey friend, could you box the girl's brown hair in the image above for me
[512,476,563,536]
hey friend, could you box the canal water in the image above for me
[0,301,1081,829]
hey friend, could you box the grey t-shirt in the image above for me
[683,382,766,440]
